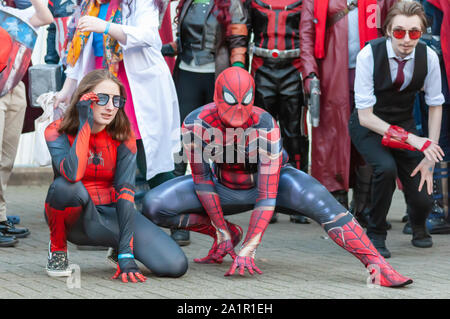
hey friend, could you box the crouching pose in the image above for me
[143,67,412,287]
[44,69,187,282]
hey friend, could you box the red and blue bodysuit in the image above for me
[44,99,187,280]
[143,67,413,286]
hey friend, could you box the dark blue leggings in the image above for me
[142,166,347,228]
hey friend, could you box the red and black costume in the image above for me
[143,67,413,287]
[44,99,187,279]
[244,0,308,171]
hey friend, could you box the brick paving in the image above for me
[1,182,450,299]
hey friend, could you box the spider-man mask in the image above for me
[214,67,255,127]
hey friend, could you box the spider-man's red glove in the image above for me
[112,255,147,283]
[194,239,237,264]
[225,256,262,276]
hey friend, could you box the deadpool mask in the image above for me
[214,67,255,127]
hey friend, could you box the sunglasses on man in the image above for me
[96,93,126,108]
[392,28,422,40]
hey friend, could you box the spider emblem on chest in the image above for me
[88,150,104,166]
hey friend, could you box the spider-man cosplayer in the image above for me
[44,87,187,282]
[143,67,412,287]
[244,0,308,173]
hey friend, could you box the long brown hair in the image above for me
[383,1,428,35]
[58,69,132,142]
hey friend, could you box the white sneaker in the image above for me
[46,241,72,277]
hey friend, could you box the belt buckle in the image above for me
[270,49,280,58]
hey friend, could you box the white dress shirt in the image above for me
[354,38,445,109]
[347,0,360,69]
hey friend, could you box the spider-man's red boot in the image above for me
[324,212,413,287]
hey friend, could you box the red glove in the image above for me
[112,255,146,283]
[112,264,147,283]
[224,256,263,276]
[381,125,416,151]
[79,92,99,103]
[194,239,237,264]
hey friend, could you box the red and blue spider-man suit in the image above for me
[44,97,187,282]
[143,67,412,287]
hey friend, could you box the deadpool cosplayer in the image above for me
[143,67,413,287]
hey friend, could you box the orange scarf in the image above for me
[65,0,123,76]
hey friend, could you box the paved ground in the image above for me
[1,181,450,300]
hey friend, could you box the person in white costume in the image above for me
[54,0,180,186]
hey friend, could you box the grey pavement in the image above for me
[1,171,450,299]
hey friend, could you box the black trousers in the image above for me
[173,68,215,175]
[348,112,432,237]
[253,57,308,171]
[175,68,215,125]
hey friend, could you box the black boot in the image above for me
[350,164,372,226]
[403,221,412,234]
[171,229,191,246]
[425,174,450,234]
[174,161,188,177]
[0,220,29,238]
[331,190,349,209]
[174,148,188,177]
[289,215,310,224]
[350,204,370,228]
[368,233,391,258]
[269,212,278,224]
[0,231,18,247]
[411,223,433,248]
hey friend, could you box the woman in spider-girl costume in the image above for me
[143,67,413,287]
[44,69,187,282]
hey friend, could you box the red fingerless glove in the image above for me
[79,92,99,103]
[381,125,416,151]
[420,140,432,152]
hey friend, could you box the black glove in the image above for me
[161,43,176,57]
[76,92,98,127]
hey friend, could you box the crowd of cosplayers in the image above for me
[0,0,449,287]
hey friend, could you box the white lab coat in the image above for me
[65,0,180,180]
